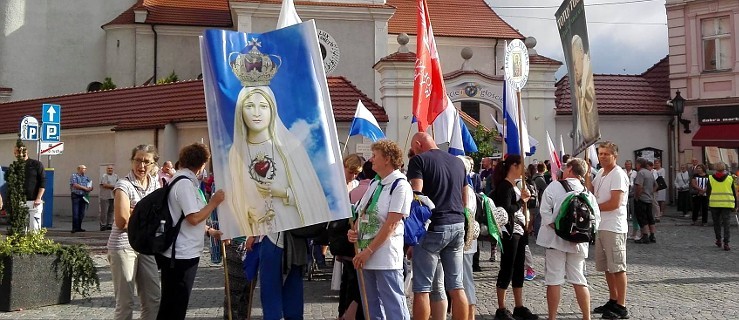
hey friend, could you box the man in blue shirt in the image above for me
[70,164,93,233]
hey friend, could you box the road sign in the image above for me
[40,142,64,155]
[20,116,39,141]
[42,104,61,123]
[41,123,60,142]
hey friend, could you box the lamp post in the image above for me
[672,90,691,134]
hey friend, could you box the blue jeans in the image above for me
[361,269,410,320]
[259,237,304,320]
[71,194,87,231]
[412,222,465,292]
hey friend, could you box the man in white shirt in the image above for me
[589,141,630,319]
[99,165,118,231]
[538,158,600,320]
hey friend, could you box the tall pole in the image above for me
[348,219,371,320]
[516,89,529,230]
[221,241,233,320]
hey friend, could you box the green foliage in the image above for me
[56,245,100,298]
[101,77,117,90]
[156,71,179,85]
[7,138,28,237]
[469,125,501,171]
[0,139,99,298]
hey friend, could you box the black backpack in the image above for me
[554,180,596,243]
[128,176,189,259]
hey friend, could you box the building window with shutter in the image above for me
[702,16,731,72]
[461,101,480,122]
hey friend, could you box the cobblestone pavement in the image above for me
[2,209,739,319]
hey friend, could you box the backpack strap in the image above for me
[165,175,191,268]
[559,180,573,193]
[389,177,405,195]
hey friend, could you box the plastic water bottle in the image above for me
[155,220,166,237]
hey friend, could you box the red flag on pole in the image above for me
[413,0,448,132]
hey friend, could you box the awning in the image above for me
[692,124,739,148]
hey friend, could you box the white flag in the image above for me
[277,0,302,29]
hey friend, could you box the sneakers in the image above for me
[601,303,629,319]
[724,243,730,251]
[512,306,539,320]
[649,234,656,243]
[635,236,651,244]
[716,239,722,248]
[524,267,536,281]
[594,299,616,314]
[100,225,106,231]
[683,213,691,218]
[494,308,515,320]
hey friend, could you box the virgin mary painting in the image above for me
[225,42,330,235]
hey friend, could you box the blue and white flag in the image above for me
[433,96,477,155]
[349,100,384,142]
[503,81,533,156]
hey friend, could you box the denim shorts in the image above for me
[412,223,465,293]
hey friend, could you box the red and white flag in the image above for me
[547,131,562,181]
[413,0,448,132]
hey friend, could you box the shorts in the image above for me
[595,231,627,273]
[635,200,655,226]
[544,249,587,286]
[412,223,465,293]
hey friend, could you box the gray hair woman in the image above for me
[107,144,161,320]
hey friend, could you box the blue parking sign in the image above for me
[41,123,60,142]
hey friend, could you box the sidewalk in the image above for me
[2,206,739,319]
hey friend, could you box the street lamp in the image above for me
[672,90,691,134]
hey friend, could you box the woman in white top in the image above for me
[156,143,225,320]
[107,144,161,320]
[348,140,412,320]
[653,159,667,219]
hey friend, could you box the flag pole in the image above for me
[348,219,371,320]
[342,135,351,154]
[221,241,233,320]
[516,89,529,230]
[403,121,414,155]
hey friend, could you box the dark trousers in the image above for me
[692,196,709,223]
[71,194,87,231]
[496,233,526,289]
[224,244,253,320]
[677,190,691,215]
[472,244,481,268]
[155,254,200,320]
[338,257,364,320]
[712,208,732,244]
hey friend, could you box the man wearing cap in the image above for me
[70,164,93,233]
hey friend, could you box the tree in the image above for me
[6,138,28,238]
[101,77,117,90]
[156,71,179,85]
[468,125,500,172]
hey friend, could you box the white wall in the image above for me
[0,0,136,100]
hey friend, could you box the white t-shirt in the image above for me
[355,170,412,270]
[537,178,600,257]
[593,166,629,233]
[162,169,207,259]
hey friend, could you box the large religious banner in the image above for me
[200,22,351,238]
[556,0,600,156]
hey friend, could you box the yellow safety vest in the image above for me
[709,175,735,208]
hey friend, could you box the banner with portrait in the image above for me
[556,0,600,156]
[200,22,351,238]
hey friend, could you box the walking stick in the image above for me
[221,241,233,320]
[348,219,372,320]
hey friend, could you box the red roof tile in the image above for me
[374,51,417,67]
[0,77,386,134]
[104,0,232,27]
[387,0,523,39]
[555,74,672,116]
[530,54,563,66]
[233,0,393,9]
[328,76,387,122]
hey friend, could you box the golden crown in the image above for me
[229,38,281,87]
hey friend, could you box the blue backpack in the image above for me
[388,178,433,246]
